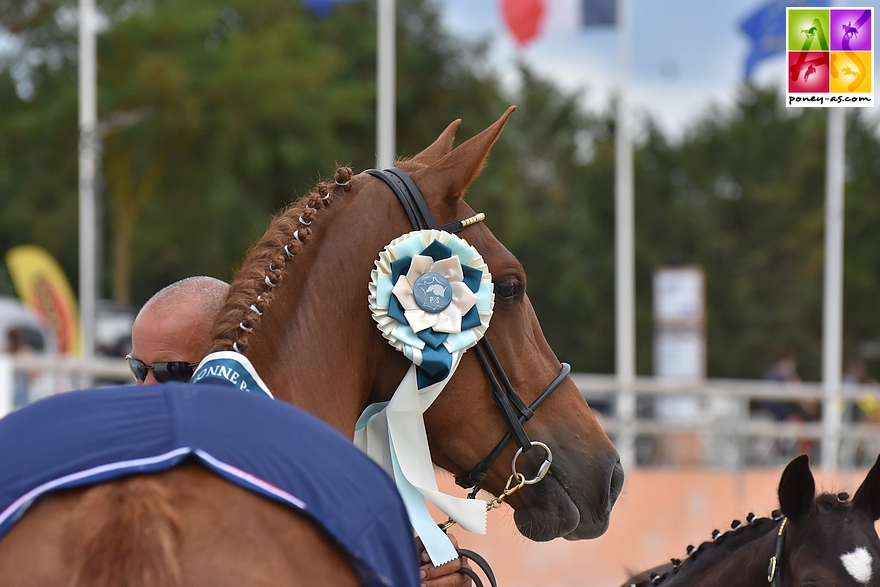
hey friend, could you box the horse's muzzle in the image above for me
[564,454,625,540]
[513,449,624,541]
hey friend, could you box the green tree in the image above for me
[3,1,880,381]
[0,0,511,306]
[631,88,880,380]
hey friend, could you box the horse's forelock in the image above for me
[209,167,353,354]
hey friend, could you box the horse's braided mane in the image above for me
[209,166,354,354]
[644,491,857,586]
[637,492,857,585]
[628,511,782,586]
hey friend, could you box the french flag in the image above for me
[500,0,616,46]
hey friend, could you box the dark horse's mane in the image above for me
[632,491,855,586]
[209,167,354,354]
[629,511,782,586]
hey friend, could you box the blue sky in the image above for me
[436,0,879,140]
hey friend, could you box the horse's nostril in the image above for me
[608,460,625,511]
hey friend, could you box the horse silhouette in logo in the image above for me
[801,26,817,38]
[425,284,447,297]
[843,21,859,40]
[804,64,817,83]
[842,66,859,79]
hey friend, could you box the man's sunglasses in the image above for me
[126,354,199,383]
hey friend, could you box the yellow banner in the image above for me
[5,245,81,355]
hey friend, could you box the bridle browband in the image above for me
[365,167,570,490]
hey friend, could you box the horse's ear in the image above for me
[409,119,461,166]
[418,106,516,201]
[778,454,815,521]
[853,454,880,520]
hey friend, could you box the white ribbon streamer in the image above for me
[355,355,487,566]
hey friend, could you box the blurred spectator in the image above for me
[752,346,819,421]
[844,356,880,423]
[749,346,818,463]
[7,326,45,407]
[841,356,880,467]
[845,356,879,395]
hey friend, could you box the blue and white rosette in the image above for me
[355,229,494,566]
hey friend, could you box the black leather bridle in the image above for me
[365,167,570,491]
[767,517,787,587]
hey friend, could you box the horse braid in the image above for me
[67,477,183,587]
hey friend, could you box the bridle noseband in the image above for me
[365,167,570,491]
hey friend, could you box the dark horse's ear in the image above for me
[408,119,461,166]
[416,106,516,202]
[853,454,880,520]
[778,454,815,521]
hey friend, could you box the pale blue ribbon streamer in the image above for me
[354,359,487,566]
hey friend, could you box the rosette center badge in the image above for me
[413,273,453,313]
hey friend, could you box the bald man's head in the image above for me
[129,276,229,384]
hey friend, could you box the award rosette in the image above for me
[357,229,495,566]
[369,229,494,388]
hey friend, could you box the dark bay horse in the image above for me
[208,105,623,542]
[622,454,880,587]
[0,108,622,585]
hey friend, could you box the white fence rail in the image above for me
[2,358,879,469]
[573,373,880,469]
[0,354,130,415]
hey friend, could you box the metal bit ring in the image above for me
[511,441,553,485]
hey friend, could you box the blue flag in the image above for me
[740,0,823,79]
[303,0,359,17]
[583,0,616,27]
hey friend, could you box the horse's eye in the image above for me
[494,278,522,301]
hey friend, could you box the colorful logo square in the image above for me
[830,9,872,51]
[830,52,871,93]
[789,9,830,51]
[789,52,829,93]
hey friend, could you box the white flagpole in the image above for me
[821,107,845,470]
[376,0,395,169]
[78,0,97,369]
[614,0,636,469]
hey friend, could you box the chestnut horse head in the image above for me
[209,106,623,542]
